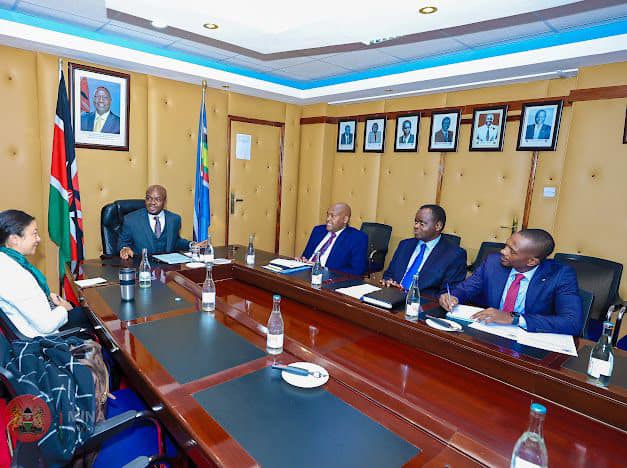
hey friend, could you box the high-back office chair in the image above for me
[359,222,392,276]
[469,241,506,272]
[554,253,623,321]
[441,233,461,246]
[578,289,594,338]
[101,199,145,257]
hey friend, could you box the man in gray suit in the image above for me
[118,185,204,259]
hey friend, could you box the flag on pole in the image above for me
[48,64,84,301]
[80,77,90,113]
[193,83,211,242]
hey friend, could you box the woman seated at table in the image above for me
[0,209,90,338]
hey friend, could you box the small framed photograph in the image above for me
[428,110,461,152]
[469,105,508,152]
[516,100,563,151]
[69,62,130,151]
[337,119,357,152]
[363,117,386,153]
[394,114,420,152]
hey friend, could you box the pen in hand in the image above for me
[446,283,452,308]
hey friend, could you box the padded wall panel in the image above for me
[329,101,385,117]
[301,103,327,118]
[445,80,549,106]
[576,62,627,88]
[147,76,199,241]
[554,98,627,297]
[383,94,447,112]
[438,120,531,262]
[0,46,44,270]
[227,93,285,123]
[76,68,148,258]
[279,104,301,256]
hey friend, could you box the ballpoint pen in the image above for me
[446,283,452,308]
[271,364,328,379]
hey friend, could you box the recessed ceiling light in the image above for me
[203,23,219,30]
[151,19,167,29]
[418,6,438,14]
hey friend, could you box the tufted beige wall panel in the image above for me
[554,98,627,297]
[227,93,285,123]
[279,104,302,255]
[576,62,627,88]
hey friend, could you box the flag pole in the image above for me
[58,57,62,79]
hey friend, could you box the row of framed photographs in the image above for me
[337,100,564,153]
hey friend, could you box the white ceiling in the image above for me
[0,0,626,103]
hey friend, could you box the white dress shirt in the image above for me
[311,227,345,266]
[0,253,68,338]
[148,210,166,235]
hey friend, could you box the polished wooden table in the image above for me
[74,247,626,467]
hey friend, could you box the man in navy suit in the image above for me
[80,86,121,134]
[381,205,467,296]
[299,202,367,276]
[440,229,583,335]
[524,109,552,140]
[118,185,203,259]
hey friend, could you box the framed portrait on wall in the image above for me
[363,117,386,153]
[68,62,130,151]
[469,105,508,152]
[394,114,420,152]
[516,100,563,151]
[337,119,357,152]
[428,110,461,152]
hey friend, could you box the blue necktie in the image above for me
[401,243,427,290]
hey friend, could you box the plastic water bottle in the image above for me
[266,295,284,354]
[246,234,255,265]
[587,321,614,387]
[511,403,548,468]
[311,251,323,287]
[201,263,216,312]
[203,233,215,263]
[405,274,420,318]
[138,248,151,288]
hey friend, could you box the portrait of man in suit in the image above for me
[470,106,507,152]
[367,122,381,144]
[80,86,121,134]
[364,118,386,152]
[398,120,415,145]
[434,117,453,143]
[340,124,353,145]
[525,109,552,140]
[337,119,356,152]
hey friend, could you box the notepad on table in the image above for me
[75,277,107,288]
[468,321,521,340]
[335,284,381,300]
[445,304,484,323]
[516,330,578,356]
[263,258,311,274]
[362,288,407,309]
[151,253,191,264]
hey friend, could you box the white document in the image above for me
[446,304,484,322]
[75,277,107,288]
[269,258,308,269]
[335,284,381,300]
[261,264,283,273]
[516,330,578,356]
[469,321,521,340]
[152,253,191,264]
[235,133,252,160]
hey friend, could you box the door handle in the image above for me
[230,192,244,214]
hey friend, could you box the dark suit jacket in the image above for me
[118,208,190,255]
[340,133,353,145]
[398,134,415,144]
[434,129,454,143]
[452,254,583,335]
[524,124,551,140]
[302,225,367,276]
[80,111,121,134]
[383,237,467,296]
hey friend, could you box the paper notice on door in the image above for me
[235,133,252,160]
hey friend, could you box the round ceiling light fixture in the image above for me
[418,6,438,14]
[151,19,167,28]
[203,23,219,30]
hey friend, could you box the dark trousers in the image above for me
[60,307,93,331]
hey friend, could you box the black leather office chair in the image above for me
[469,241,506,272]
[360,222,392,276]
[0,307,86,342]
[441,233,461,246]
[578,288,594,338]
[101,199,145,257]
[554,253,623,321]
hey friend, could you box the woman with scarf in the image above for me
[0,209,89,338]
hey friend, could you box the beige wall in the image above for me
[297,62,627,298]
[0,45,301,287]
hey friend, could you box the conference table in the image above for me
[73,246,626,467]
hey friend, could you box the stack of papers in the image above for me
[75,277,107,288]
[335,284,381,300]
[152,253,191,264]
[468,321,521,340]
[446,304,483,322]
[262,258,311,274]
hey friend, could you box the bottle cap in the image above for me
[530,403,546,415]
[273,294,281,301]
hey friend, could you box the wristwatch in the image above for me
[510,311,520,326]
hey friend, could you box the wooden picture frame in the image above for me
[516,100,563,151]
[363,117,386,153]
[68,62,130,151]
[337,119,357,152]
[469,105,508,152]
[394,114,420,152]
[428,110,461,152]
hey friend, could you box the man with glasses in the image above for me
[80,86,120,134]
[118,185,204,259]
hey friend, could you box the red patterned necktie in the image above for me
[502,273,525,312]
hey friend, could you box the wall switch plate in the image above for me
[543,187,557,198]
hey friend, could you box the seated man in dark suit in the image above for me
[381,204,467,296]
[118,185,201,259]
[299,202,367,276]
[439,229,583,335]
